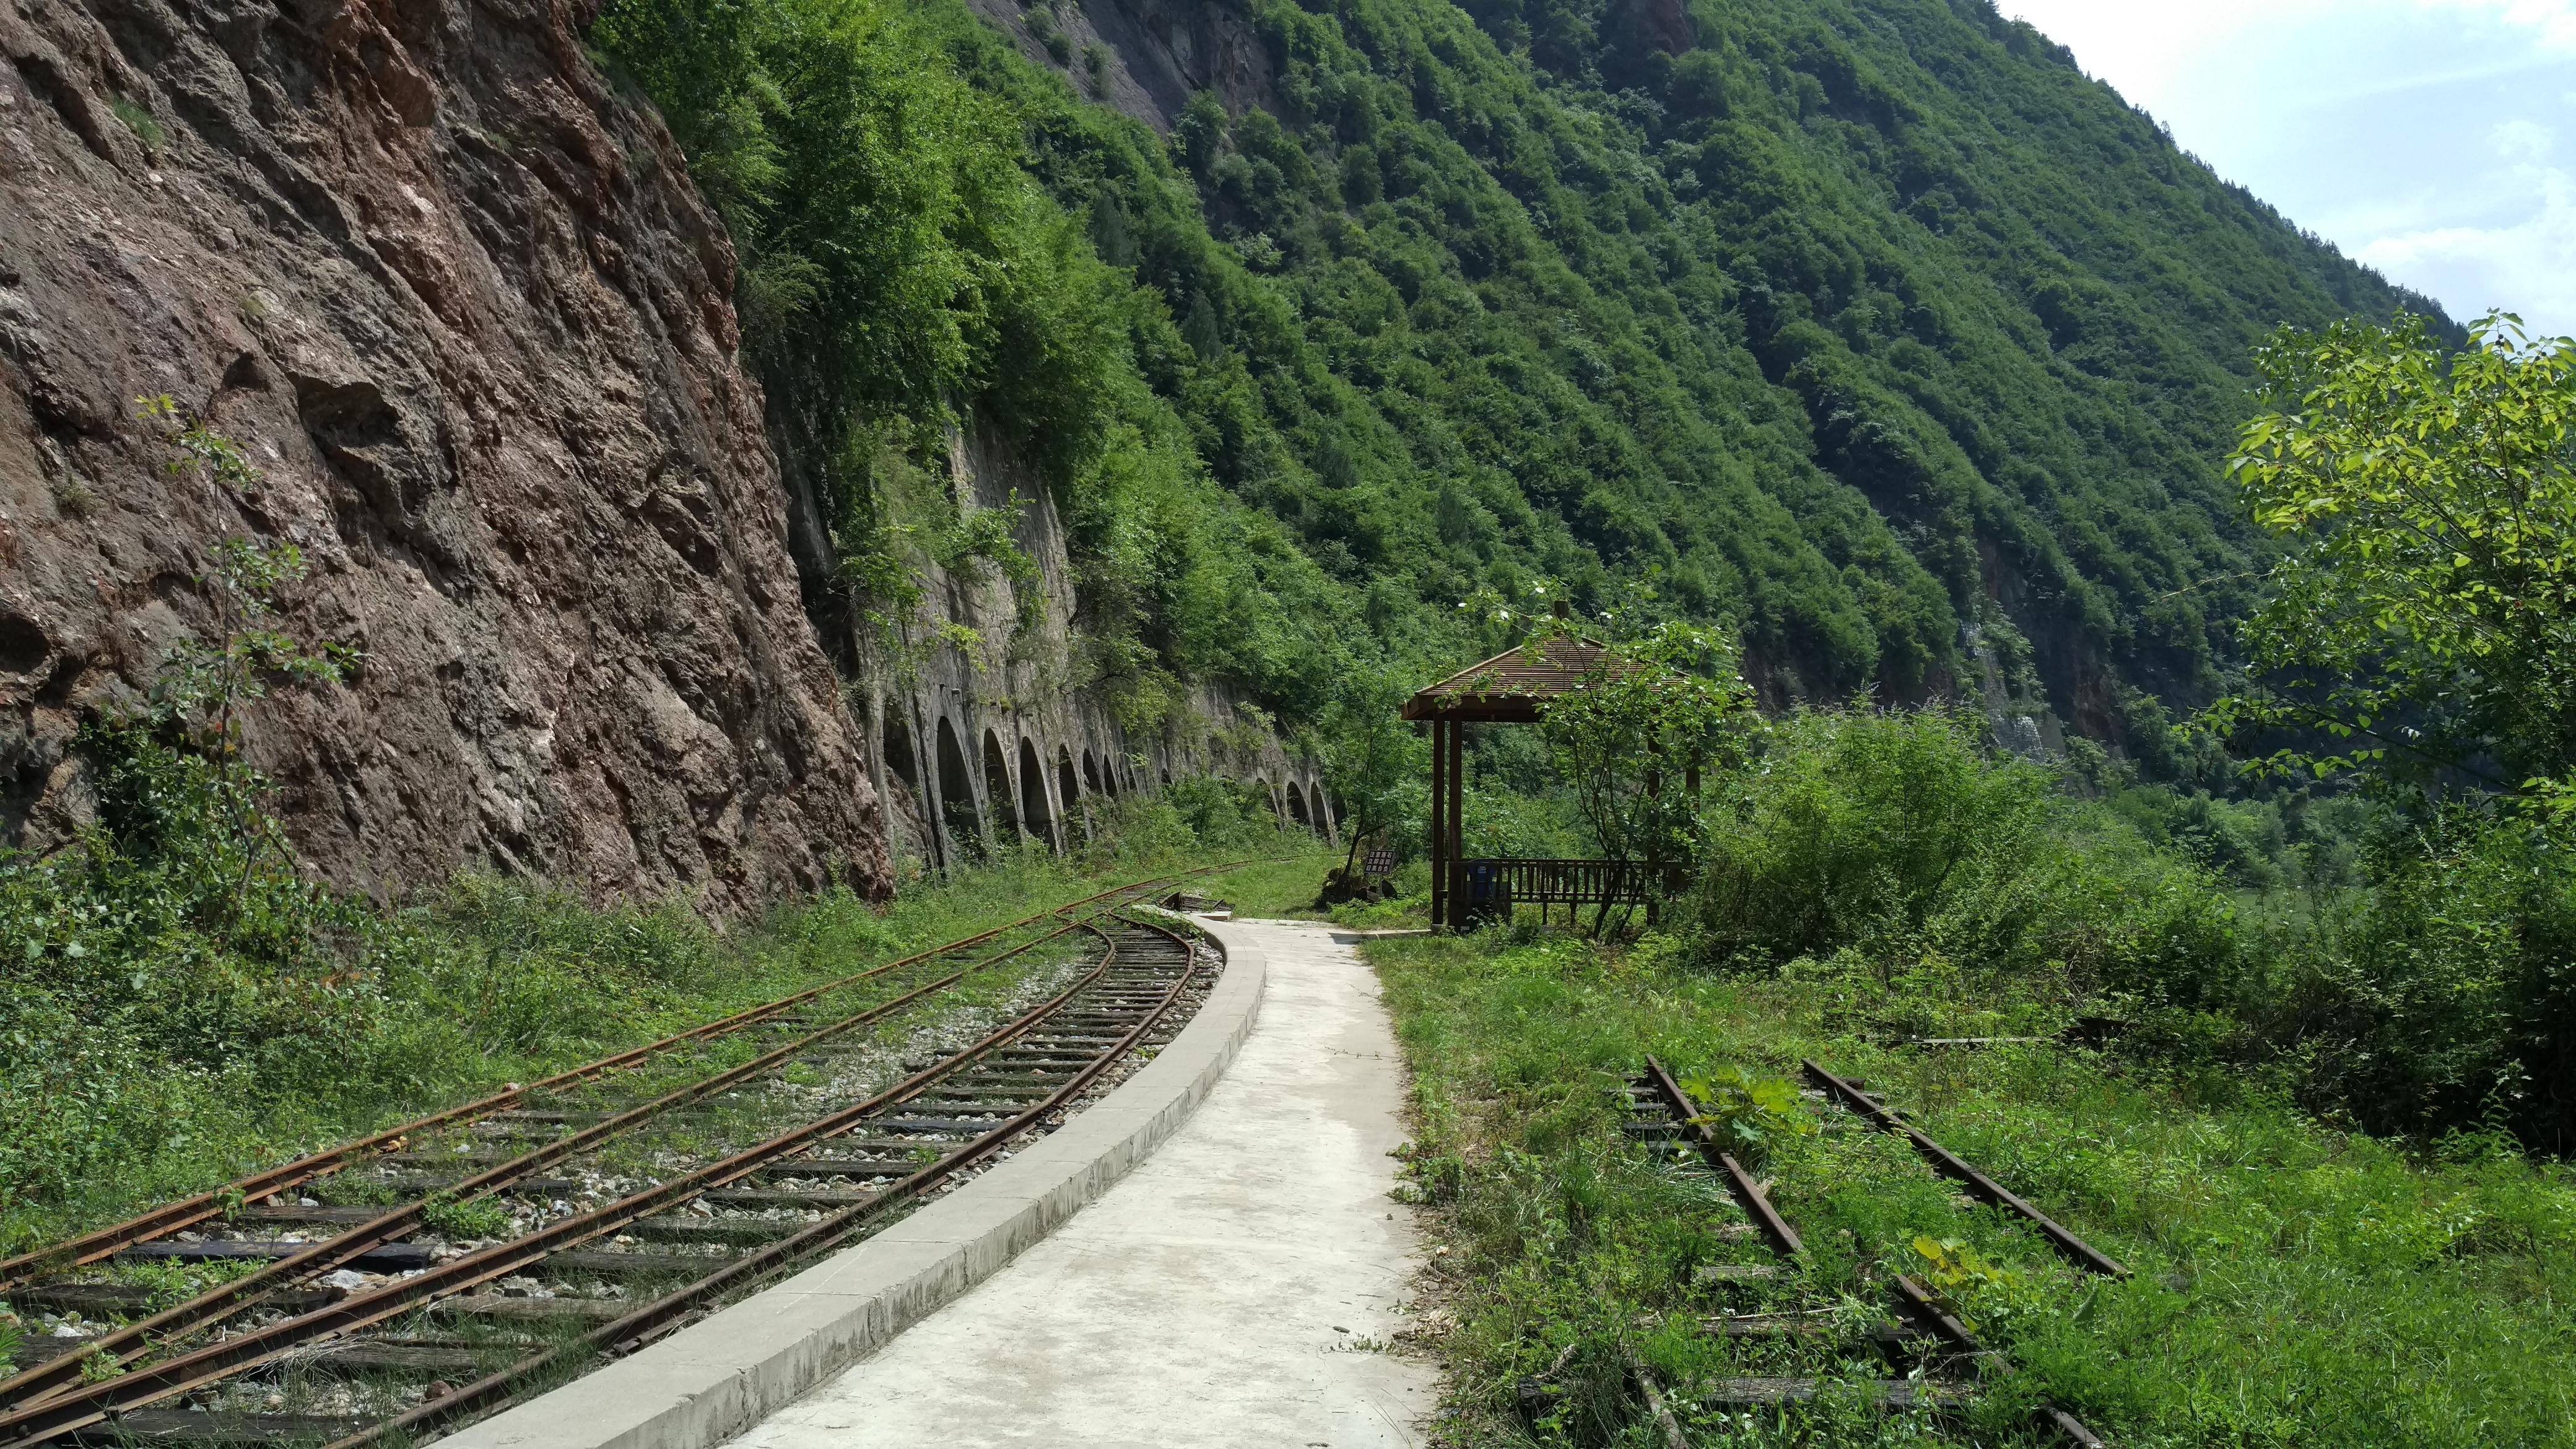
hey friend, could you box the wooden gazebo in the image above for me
[1401,620,1679,931]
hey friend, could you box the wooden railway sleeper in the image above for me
[1627,1061,2109,1447]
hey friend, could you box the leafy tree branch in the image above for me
[2206,313,2576,815]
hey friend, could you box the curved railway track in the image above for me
[0,879,1229,1448]
[1611,1056,2115,1447]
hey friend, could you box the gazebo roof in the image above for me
[1400,633,1614,723]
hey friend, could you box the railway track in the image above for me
[0,881,1227,1448]
[1608,1056,2117,1447]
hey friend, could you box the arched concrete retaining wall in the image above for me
[855,420,1335,875]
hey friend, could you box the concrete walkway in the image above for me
[731,918,1437,1449]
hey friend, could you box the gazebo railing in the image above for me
[1454,858,1691,910]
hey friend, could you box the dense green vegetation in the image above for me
[592,0,1357,729]
[577,0,2576,1164]
[2212,313,2576,806]
[1316,662,2573,1438]
[1359,645,2576,1442]
[589,0,2442,742]
[1690,710,2576,1150]
[1373,919,2576,1447]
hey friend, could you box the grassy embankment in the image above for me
[0,804,1335,1262]
[1373,929,2576,1448]
[1336,715,2576,1448]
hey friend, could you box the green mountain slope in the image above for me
[593,0,2442,757]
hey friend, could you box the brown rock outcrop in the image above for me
[0,0,890,911]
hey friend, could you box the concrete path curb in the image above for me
[439,920,1265,1449]
[734,916,1437,1449]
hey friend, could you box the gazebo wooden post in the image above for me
[1446,719,1465,931]
[1429,718,1448,930]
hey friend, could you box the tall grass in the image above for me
[1687,709,2576,1151]
[0,794,1318,1255]
[1372,926,2576,1447]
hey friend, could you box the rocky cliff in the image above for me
[0,0,890,911]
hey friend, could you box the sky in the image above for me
[1998,0,2576,337]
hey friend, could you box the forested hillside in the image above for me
[8,11,2570,1441]
[592,0,2441,757]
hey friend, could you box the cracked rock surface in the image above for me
[0,0,888,910]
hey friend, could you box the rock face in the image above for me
[983,0,1280,133]
[0,0,890,911]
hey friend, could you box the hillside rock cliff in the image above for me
[0,0,890,910]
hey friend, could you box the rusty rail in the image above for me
[1801,1060,2128,1279]
[1622,1061,2112,1447]
[1641,1055,1802,1258]
[0,906,1110,1414]
[0,915,1216,1446]
[0,869,1199,1295]
[320,915,1215,1449]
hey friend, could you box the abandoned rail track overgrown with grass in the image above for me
[1370,923,2576,1448]
[0,892,1227,1448]
[0,747,1315,1255]
[1543,1055,2107,1447]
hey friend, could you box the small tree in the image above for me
[1538,620,1756,934]
[93,399,359,934]
[837,444,1045,682]
[157,538,359,884]
[2206,313,2576,820]
[1315,666,1424,902]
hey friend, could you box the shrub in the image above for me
[1695,710,2272,1030]
[1694,708,2077,970]
[1160,777,1289,853]
[1687,707,2576,1151]
[2266,819,2576,1149]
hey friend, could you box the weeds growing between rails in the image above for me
[1372,926,2576,1448]
[0,791,1332,1258]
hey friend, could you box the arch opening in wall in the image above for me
[1055,746,1084,844]
[1017,736,1056,851]
[1287,781,1312,832]
[934,717,984,859]
[983,729,1021,842]
[1082,750,1102,796]
[882,700,921,794]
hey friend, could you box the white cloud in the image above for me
[2357,150,2576,334]
[2428,0,2576,50]
[2494,118,2557,160]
